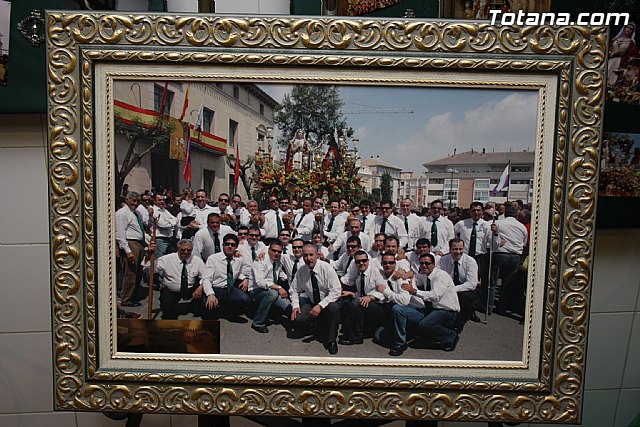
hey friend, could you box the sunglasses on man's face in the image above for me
[382,260,396,265]
[223,242,238,247]
[355,259,368,264]
[248,234,260,238]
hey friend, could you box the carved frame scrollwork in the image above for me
[46,12,605,423]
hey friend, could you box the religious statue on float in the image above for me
[285,129,310,172]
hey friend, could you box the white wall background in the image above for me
[1,1,638,426]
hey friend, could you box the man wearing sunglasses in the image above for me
[378,252,459,356]
[367,199,408,250]
[330,218,371,259]
[424,199,455,256]
[282,238,305,286]
[249,241,292,333]
[330,235,362,278]
[147,239,205,320]
[200,234,250,320]
[289,244,342,354]
[339,251,385,345]
[239,226,267,271]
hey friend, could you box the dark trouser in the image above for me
[475,253,489,310]
[456,288,479,325]
[159,287,197,320]
[490,253,521,312]
[292,301,341,344]
[120,240,144,304]
[419,308,458,346]
[200,287,250,320]
[341,297,386,341]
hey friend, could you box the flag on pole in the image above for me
[183,101,203,185]
[491,162,510,195]
[179,83,190,121]
[233,143,240,192]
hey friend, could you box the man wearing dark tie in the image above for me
[192,213,236,261]
[425,199,455,256]
[147,239,205,319]
[200,234,250,320]
[338,250,386,345]
[437,238,479,332]
[289,244,342,354]
[292,198,315,242]
[249,241,291,333]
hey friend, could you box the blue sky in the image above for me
[260,84,539,173]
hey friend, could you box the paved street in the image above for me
[120,286,525,362]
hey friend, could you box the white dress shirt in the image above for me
[437,253,479,292]
[412,268,460,312]
[249,257,287,292]
[193,205,216,228]
[493,216,528,255]
[367,215,409,249]
[345,265,385,301]
[289,260,341,309]
[236,207,251,227]
[332,231,372,257]
[200,252,248,295]
[357,212,376,234]
[212,205,234,215]
[292,211,315,242]
[454,217,490,256]
[153,252,205,293]
[136,204,151,228]
[192,225,236,261]
[395,213,426,250]
[379,273,412,305]
[262,209,285,239]
[424,216,455,254]
[324,211,349,242]
[152,206,178,238]
[239,241,268,275]
[116,205,145,254]
[408,251,440,275]
[330,252,358,277]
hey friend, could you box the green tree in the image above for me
[274,85,351,149]
[380,172,393,201]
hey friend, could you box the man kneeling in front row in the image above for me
[377,252,460,356]
[289,244,342,354]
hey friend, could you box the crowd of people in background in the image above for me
[116,185,530,356]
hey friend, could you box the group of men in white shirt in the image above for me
[118,189,528,355]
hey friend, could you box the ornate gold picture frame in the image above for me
[47,12,606,422]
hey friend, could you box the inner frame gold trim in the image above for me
[47,12,605,423]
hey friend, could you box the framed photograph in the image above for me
[46,12,606,422]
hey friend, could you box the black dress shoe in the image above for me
[251,324,269,333]
[443,334,459,352]
[338,337,363,345]
[470,313,482,323]
[324,341,338,354]
[123,301,141,307]
[389,344,407,356]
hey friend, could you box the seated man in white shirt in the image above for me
[437,238,480,331]
[379,252,460,355]
[249,241,292,333]
[239,226,267,268]
[200,234,250,320]
[338,250,386,345]
[148,239,205,319]
[329,235,361,278]
[192,213,236,261]
[289,244,342,354]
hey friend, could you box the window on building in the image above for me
[431,178,444,185]
[428,190,443,196]
[228,119,238,148]
[473,179,490,203]
[202,107,214,134]
[153,84,174,116]
[233,86,240,100]
[203,169,215,200]
[444,178,459,208]
[229,174,236,195]
[259,103,265,116]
